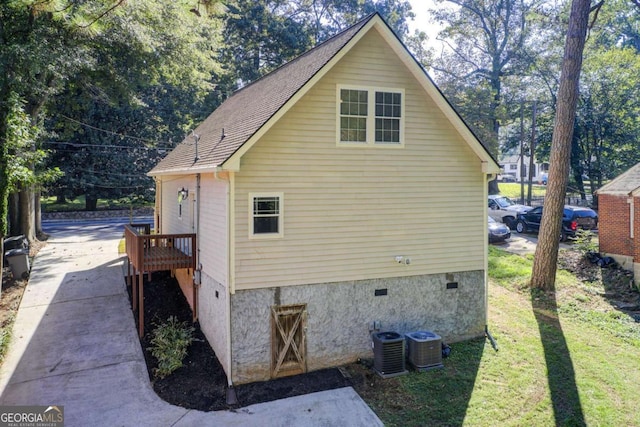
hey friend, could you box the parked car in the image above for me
[488,216,511,243]
[488,195,533,228]
[499,174,517,182]
[514,205,598,241]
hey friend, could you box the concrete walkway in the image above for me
[0,222,382,427]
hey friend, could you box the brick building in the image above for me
[596,162,640,287]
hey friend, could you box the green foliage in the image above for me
[150,316,194,379]
[219,0,414,91]
[573,229,598,256]
[0,314,15,364]
[5,93,61,191]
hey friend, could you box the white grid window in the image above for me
[338,86,404,146]
[250,193,284,239]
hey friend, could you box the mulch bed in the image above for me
[130,272,355,411]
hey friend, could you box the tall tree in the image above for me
[45,0,222,211]
[219,0,414,91]
[1,0,131,240]
[429,0,541,194]
[530,0,594,290]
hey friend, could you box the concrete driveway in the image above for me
[492,233,574,255]
[0,220,382,427]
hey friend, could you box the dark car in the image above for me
[488,216,511,243]
[514,205,598,241]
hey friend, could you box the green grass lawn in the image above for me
[497,182,547,199]
[357,247,640,426]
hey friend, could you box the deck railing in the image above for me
[124,224,196,273]
[123,224,197,337]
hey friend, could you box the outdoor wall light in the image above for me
[178,187,189,202]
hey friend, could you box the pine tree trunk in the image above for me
[530,0,591,290]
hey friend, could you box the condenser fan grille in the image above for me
[372,331,408,378]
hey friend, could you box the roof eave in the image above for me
[148,164,224,177]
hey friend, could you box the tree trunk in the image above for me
[85,195,98,211]
[488,178,500,195]
[8,193,19,236]
[35,189,42,237]
[530,0,591,290]
[19,188,36,242]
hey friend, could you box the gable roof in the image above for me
[149,13,499,176]
[596,162,640,196]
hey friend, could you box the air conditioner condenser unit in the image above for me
[371,331,408,379]
[405,331,444,371]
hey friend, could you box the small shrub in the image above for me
[573,229,598,256]
[150,316,194,379]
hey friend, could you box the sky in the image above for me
[407,0,443,48]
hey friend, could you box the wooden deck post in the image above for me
[138,270,144,338]
[132,269,138,311]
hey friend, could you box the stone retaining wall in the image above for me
[42,207,154,220]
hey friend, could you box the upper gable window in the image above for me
[338,86,404,146]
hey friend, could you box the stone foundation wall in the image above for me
[229,270,485,384]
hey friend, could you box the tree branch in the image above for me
[77,0,126,29]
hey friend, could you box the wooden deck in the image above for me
[124,224,196,337]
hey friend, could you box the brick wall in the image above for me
[635,197,640,263]
[598,194,633,257]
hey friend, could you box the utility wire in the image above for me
[58,114,184,149]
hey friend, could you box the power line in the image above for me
[59,114,168,146]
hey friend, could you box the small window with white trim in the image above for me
[338,86,404,146]
[250,193,283,238]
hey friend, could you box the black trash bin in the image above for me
[4,235,28,251]
[5,248,30,280]
[3,235,28,263]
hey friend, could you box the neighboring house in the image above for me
[499,154,549,183]
[148,13,500,385]
[596,162,640,287]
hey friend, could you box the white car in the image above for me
[488,195,532,228]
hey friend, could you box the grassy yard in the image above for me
[351,247,640,426]
[497,182,547,199]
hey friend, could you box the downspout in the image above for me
[226,171,238,404]
[485,173,499,351]
[154,177,162,233]
[194,174,202,321]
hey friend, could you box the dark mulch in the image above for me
[130,272,354,411]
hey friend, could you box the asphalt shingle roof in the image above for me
[149,15,374,175]
[596,162,640,195]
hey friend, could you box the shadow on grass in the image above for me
[351,337,485,426]
[531,289,586,427]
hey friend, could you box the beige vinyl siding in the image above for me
[233,28,486,290]
[160,175,196,234]
[198,173,229,287]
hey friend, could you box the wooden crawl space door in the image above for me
[271,304,307,378]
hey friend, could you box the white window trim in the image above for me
[336,85,405,148]
[249,192,284,239]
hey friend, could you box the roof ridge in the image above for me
[228,13,377,97]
